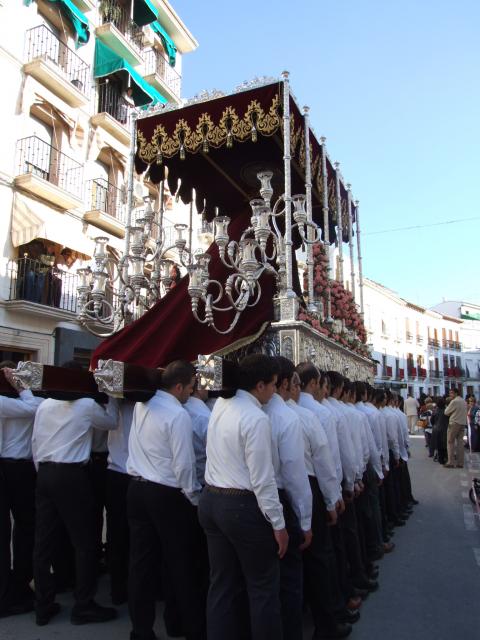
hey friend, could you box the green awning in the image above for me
[94,40,166,106]
[151,21,177,66]
[48,0,90,47]
[133,0,157,26]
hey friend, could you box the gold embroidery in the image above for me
[137,96,281,163]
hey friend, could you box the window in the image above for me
[0,349,33,365]
[73,347,93,369]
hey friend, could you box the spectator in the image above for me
[444,388,468,468]
[404,393,419,434]
[431,397,449,464]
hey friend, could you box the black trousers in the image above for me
[127,479,206,640]
[362,465,383,560]
[340,496,368,586]
[0,459,36,607]
[34,463,97,611]
[106,469,131,599]
[279,490,303,640]
[385,453,399,523]
[198,488,282,640]
[304,477,341,633]
[90,452,108,563]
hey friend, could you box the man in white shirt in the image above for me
[184,384,211,486]
[127,360,205,640]
[296,362,357,638]
[404,393,419,434]
[105,400,134,605]
[264,356,312,640]
[0,364,43,618]
[31,361,119,627]
[198,354,288,640]
[379,390,405,528]
[326,372,378,596]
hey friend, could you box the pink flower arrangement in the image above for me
[301,243,368,355]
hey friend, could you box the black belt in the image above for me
[132,477,180,491]
[205,484,253,496]
[0,457,33,463]
[39,461,89,467]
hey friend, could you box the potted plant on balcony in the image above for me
[99,0,123,25]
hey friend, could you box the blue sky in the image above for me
[172,0,479,308]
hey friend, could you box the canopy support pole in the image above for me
[347,183,356,301]
[303,105,317,315]
[321,137,332,323]
[334,161,344,283]
[123,110,138,278]
[279,71,298,323]
[355,199,365,315]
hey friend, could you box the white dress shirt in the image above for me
[92,429,109,453]
[205,389,285,531]
[338,401,366,479]
[352,405,384,480]
[393,408,409,461]
[127,390,201,505]
[108,401,134,474]
[376,407,390,470]
[184,396,211,485]
[0,391,43,459]
[287,399,341,511]
[355,402,383,479]
[32,397,119,465]
[324,397,357,491]
[381,406,400,461]
[264,394,312,531]
[298,392,343,486]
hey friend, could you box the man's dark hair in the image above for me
[450,387,459,396]
[326,371,344,393]
[274,356,295,389]
[342,379,354,396]
[318,369,329,387]
[437,396,446,409]
[0,360,16,369]
[354,381,367,403]
[61,360,84,370]
[161,360,196,389]
[296,362,319,389]
[375,389,385,405]
[237,354,279,392]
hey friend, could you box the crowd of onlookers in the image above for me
[403,390,479,468]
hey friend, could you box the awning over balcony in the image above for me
[48,0,90,47]
[133,0,157,27]
[12,193,94,257]
[94,40,167,106]
[151,21,177,66]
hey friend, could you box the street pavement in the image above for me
[1,437,480,640]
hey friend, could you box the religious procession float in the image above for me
[9,73,374,394]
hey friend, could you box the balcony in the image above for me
[396,368,405,380]
[197,220,214,248]
[23,25,90,108]
[381,366,393,380]
[91,82,132,147]
[429,369,443,380]
[418,367,427,379]
[408,366,417,379]
[14,136,83,210]
[406,331,413,343]
[416,335,423,345]
[8,257,79,315]
[143,48,181,102]
[96,1,144,66]
[84,179,127,237]
[428,338,440,349]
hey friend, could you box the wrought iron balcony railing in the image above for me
[144,48,181,97]
[97,81,133,129]
[25,24,91,97]
[100,0,144,52]
[16,136,83,198]
[86,178,126,224]
[8,257,79,313]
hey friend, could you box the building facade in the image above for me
[0,0,197,365]
[362,279,479,399]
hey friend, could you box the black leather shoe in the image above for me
[314,622,352,639]
[35,602,61,626]
[71,600,117,625]
[337,608,360,624]
[354,578,379,592]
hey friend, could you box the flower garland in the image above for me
[299,243,370,357]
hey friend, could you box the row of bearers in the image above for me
[0,355,417,640]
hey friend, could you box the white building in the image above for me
[363,279,477,399]
[0,0,197,365]
[430,301,480,398]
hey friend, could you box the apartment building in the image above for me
[363,279,475,399]
[0,0,197,365]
